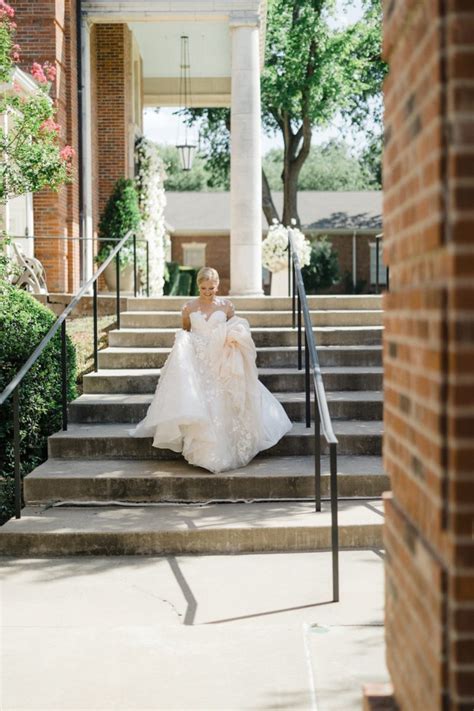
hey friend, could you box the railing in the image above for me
[287,228,339,602]
[0,229,137,520]
[9,234,151,299]
[374,233,389,294]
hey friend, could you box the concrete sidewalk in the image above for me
[1,549,388,710]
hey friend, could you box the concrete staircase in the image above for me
[0,295,386,556]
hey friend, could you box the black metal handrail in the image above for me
[0,229,137,520]
[374,232,389,294]
[8,234,150,298]
[287,228,339,602]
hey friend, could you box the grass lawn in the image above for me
[68,315,116,393]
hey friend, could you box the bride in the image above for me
[129,267,292,473]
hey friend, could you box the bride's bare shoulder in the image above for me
[181,298,200,315]
[220,297,235,317]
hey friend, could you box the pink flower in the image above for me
[40,117,61,134]
[0,1,15,19]
[60,145,76,162]
[12,80,21,93]
[30,62,47,84]
[43,61,56,82]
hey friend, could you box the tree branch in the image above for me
[262,168,279,225]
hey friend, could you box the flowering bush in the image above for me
[135,136,169,295]
[262,220,311,272]
[0,0,74,204]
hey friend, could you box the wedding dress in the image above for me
[129,309,292,473]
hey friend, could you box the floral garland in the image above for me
[135,136,169,295]
[262,219,311,272]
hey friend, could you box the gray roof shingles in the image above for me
[164,190,382,232]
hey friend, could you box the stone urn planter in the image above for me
[103,261,135,292]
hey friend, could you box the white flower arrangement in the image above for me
[262,219,311,272]
[135,137,168,295]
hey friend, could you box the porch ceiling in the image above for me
[129,20,231,107]
[82,0,266,108]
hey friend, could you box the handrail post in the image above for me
[146,240,150,297]
[93,280,98,372]
[375,234,380,295]
[287,231,291,297]
[304,332,310,428]
[61,320,68,431]
[314,394,321,512]
[13,386,21,519]
[297,290,302,370]
[292,262,296,329]
[116,248,121,330]
[133,233,137,298]
[330,442,339,602]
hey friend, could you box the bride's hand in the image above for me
[181,302,192,331]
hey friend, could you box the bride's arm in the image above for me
[181,302,192,331]
[225,299,235,320]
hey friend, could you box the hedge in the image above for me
[0,282,77,524]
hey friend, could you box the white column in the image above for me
[229,12,263,296]
[81,18,94,287]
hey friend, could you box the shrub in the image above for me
[0,282,77,524]
[95,178,141,268]
[302,236,340,294]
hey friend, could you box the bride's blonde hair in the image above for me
[197,267,219,284]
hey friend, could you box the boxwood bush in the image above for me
[0,282,77,525]
[302,236,340,294]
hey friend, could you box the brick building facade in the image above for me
[381,0,474,707]
[11,3,142,292]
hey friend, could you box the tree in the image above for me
[158,143,224,192]
[183,0,386,225]
[0,1,74,206]
[263,138,379,191]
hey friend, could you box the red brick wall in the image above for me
[170,231,380,296]
[93,24,134,219]
[12,0,80,292]
[382,0,474,708]
[171,234,230,294]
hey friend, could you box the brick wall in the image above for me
[171,234,230,294]
[382,0,474,708]
[170,231,381,296]
[93,24,134,219]
[12,0,80,292]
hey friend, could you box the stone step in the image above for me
[109,325,383,348]
[126,295,383,312]
[48,421,383,459]
[69,391,383,424]
[0,500,384,556]
[121,309,383,329]
[23,456,387,504]
[82,366,384,395]
[98,345,383,370]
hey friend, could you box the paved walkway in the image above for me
[1,549,388,710]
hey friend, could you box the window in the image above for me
[370,242,387,285]
[182,242,206,269]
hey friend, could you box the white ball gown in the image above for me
[129,309,292,473]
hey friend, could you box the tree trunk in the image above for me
[262,168,279,225]
[282,162,300,227]
[281,113,312,228]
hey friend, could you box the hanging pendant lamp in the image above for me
[176,35,195,171]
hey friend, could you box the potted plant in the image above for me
[95,177,141,292]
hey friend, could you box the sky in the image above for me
[143,0,367,155]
